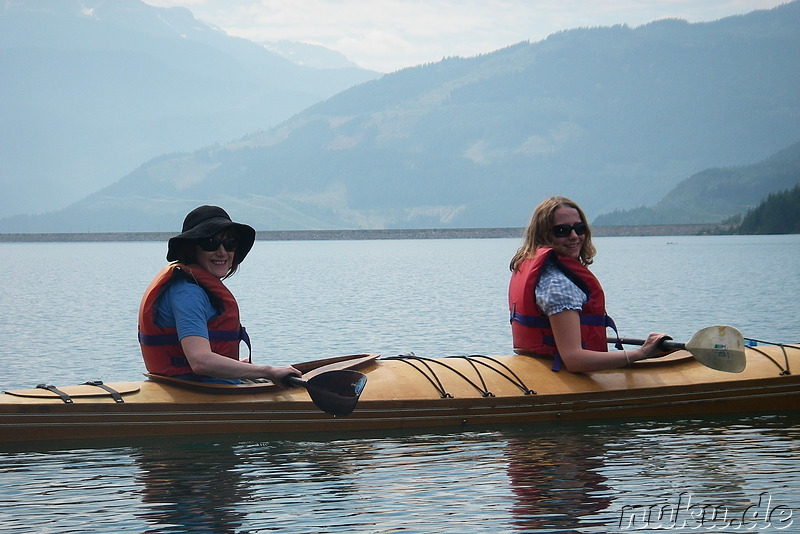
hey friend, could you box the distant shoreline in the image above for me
[0,224,734,242]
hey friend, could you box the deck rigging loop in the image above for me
[447,355,536,395]
[744,338,798,376]
[36,384,73,404]
[84,380,125,403]
[384,354,536,398]
[385,355,454,398]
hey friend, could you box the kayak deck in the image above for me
[0,344,797,444]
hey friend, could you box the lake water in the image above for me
[1,234,798,533]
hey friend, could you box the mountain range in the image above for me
[2,1,799,233]
[0,0,379,218]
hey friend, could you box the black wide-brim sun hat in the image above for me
[166,205,256,264]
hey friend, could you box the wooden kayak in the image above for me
[1,332,798,444]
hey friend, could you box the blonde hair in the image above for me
[509,196,596,271]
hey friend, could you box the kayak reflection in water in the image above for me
[508,196,670,372]
[504,433,611,530]
[135,442,247,532]
[137,205,301,385]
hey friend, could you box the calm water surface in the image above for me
[0,235,798,533]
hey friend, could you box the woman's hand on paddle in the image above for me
[268,365,302,387]
[639,333,675,359]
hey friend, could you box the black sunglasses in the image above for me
[551,221,587,238]
[197,237,238,252]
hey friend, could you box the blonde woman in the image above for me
[509,196,667,372]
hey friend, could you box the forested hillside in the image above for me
[736,184,800,234]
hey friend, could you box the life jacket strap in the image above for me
[139,326,253,362]
[139,327,251,348]
[510,311,550,328]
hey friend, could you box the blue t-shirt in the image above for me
[153,276,241,385]
[154,277,219,340]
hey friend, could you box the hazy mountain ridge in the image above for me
[0,0,379,218]
[594,142,800,225]
[261,40,362,70]
[595,141,800,225]
[2,1,798,232]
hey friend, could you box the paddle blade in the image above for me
[296,370,367,417]
[685,325,746,373]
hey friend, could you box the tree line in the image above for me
[726,184,800,234]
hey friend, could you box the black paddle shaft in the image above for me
[608,336,684,351]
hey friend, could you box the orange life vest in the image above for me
[508,248,617,370]
[138,263,249,376]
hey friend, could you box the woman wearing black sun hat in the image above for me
[138,205,301,384]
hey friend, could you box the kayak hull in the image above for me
[1,345,798,444]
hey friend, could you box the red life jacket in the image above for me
[509,248,617,369]
[138,263,249,376]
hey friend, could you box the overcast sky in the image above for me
[145,0,788,72]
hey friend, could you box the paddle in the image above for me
[284,370,367,417]
[608,325,746,373]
